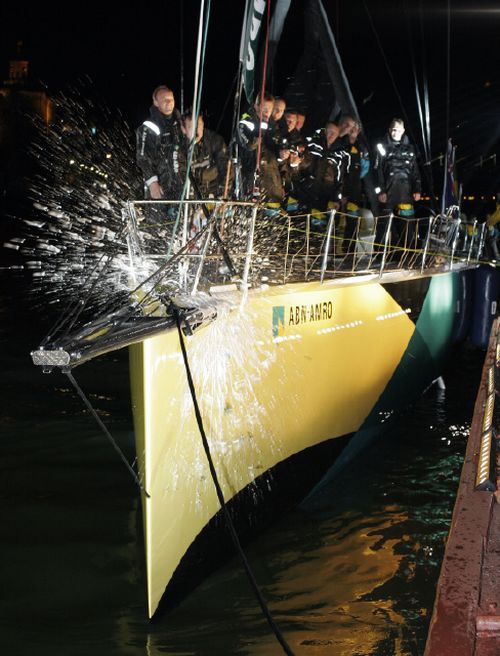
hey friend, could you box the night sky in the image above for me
[1,0,500,192]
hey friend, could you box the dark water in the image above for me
[0,280,484,656]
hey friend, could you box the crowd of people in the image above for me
[136,84,422,253]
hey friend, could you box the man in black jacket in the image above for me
[179,111,230,198]
[238,92,284,205]
[342,120,370,258]
[307,121,350,218]
[136,85,182,200]
[374,118,421,249]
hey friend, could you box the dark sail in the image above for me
[265,0,292,88]
[284,0,360,129]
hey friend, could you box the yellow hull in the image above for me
[129,274,432,617]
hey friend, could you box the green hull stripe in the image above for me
[365,272,459,423]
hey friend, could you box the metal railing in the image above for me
[123,200,485,297]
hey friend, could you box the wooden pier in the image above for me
[425,317,500,656]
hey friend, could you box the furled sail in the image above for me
[284,0,360,128]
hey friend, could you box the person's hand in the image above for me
[149,181,164,199]
[413,192,421,202]
[378,192,387,203]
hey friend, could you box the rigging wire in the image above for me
[215,67,239,136]
[65,370,150,497]
[254,0,272,185]
[173,307,294,656]
[419,0,435,204]
[362,1,413,134]
[441,0,452,213]
[234,0,250,128]
[404,0,436,210]
[364,0,435,204]
[419,0,432,162]
[168,0,212,255]
[445,0,451,147]
[406,2,428,162]
[228,0,250,200]
[180,1,185,115]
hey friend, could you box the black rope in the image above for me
[173,307,294,656]
[65,370,150,498]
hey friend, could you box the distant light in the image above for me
[105,153,112,159]
[91,127,97,135]
[69,159,75,165]
[455,8,500,13]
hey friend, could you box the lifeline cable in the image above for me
[173,307,295,656]
[65,370,150,498]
